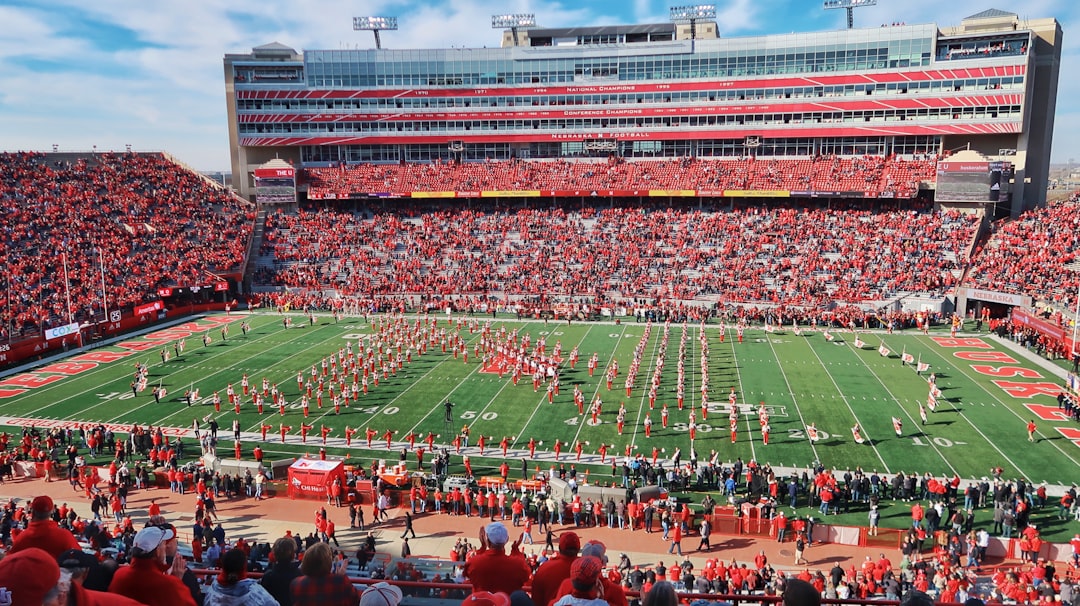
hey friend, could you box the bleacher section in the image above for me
[252,201,976,306]
[966,193,1080,313]
[304,156,938,199]
[0,152,256,340]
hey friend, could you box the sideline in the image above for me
[0,312,251,381]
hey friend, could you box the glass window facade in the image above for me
[301,35,938,88]
[234,24,1028,164]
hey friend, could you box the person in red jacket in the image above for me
[109,526,197,606]
[530,532,580,606]
[549,540,628,606]
[9,495,80,558]
[462,522,531,595]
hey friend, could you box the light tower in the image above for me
[492,13,536,47]
[353,16,398,49]
[823,0,876,29]
[669,4,716,41]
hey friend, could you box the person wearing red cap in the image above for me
[550,541,627,606]
[461,592,511,606]
[552,556,606,606]
[0,547,64,606]
[530,531,580,606]
[463,522,531,596]
[9,495,80,558]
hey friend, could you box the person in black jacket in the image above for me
[260,536,302,606]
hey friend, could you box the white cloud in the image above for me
[1,0,1078,169]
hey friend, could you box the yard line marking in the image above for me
[108,318,347,427]
[727,330,757,462]
[843,343,954,476]
[764,335,819,461]
[569,322,631,450]
[510,322,596,451]
[287,315,491,439]
[922,336,1078,478]
[803,339,889,471]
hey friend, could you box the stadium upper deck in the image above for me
[223,8,1061,213]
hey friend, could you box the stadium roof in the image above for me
[525,23,676,38]
[252,42,298,55]
[964,8,1018,20]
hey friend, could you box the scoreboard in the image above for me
[254,166,296,204]
[935,161,1013,203]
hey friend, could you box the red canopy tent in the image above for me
[287,458,344,500]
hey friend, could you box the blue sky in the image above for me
[0,0,1076,171]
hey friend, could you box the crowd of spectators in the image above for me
[0,152,255,341]
[966,191,1080,313]
[2,410,1079,606]
[303,156,937,200]
[254,199,975,308]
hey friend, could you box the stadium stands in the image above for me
[966,192,1080,313]
[303,156,938,199]
[253,200,976,307]
[0,152,255,340]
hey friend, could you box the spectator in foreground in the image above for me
[553,556,607,606]
[9,496,80,557]
[550,541,627,606]
[529,531,580,606]
[262,536,303,606]
[289,542,360,606]
[462,591,512,606]
[204,548,279,605]
[58,548,146,606]
[901,591,936,606]
[641,581,679,606]
[109,525,197,606]
[360,582,403,606]
[0,547,66,606]
[782,578,821,606]
[462,523,531,595]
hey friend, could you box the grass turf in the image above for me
[3,312,1076,538]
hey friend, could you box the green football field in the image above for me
[2,311,1076,492]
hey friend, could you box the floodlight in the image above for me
[353,16,398,49]
[491,14,536,28]
[492,13,535,47]
[353,16,398,30]
[823,0,876,29]
[669,4,717,22]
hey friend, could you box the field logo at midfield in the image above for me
[480,353,562,376]
[932,336,1075,447]
[0,316,239,399]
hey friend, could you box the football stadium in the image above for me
[1,5,1079,606]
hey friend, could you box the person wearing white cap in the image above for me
[463,522,531,596]
[360,582,403,606]
[109,526,197,606]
